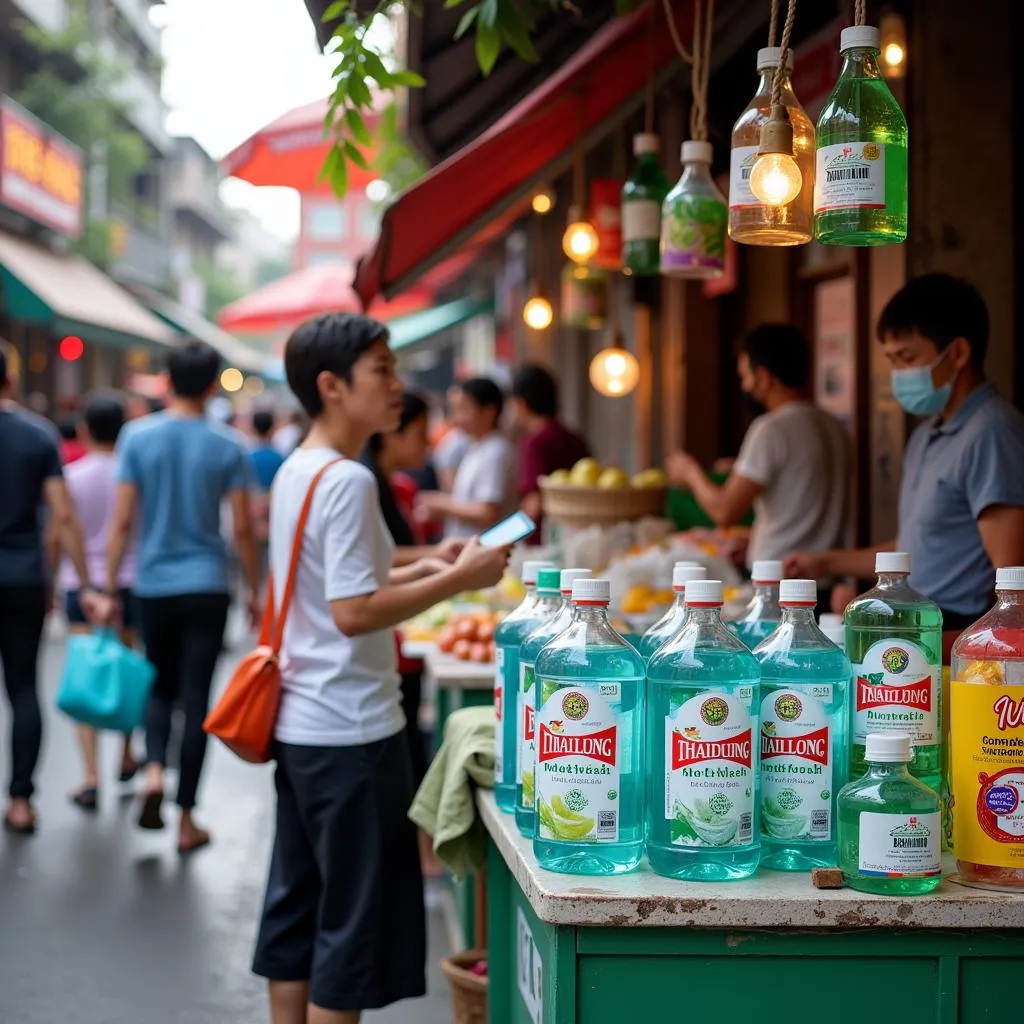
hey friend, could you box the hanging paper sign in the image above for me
[589,179,622,271]
[560,263,607,330]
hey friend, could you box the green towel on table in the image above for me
[409,705,495,882]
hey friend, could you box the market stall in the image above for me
[479,790,1024,1024]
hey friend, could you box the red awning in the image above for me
[354,1,691,304]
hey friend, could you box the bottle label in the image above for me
[951,680,1024,869]
[728,145,759,209]
[760,690,833,841]
[852,639,939,745]
[814,142,885,213]
[661,195,727,273]
[665,692,754,848]
[493,646,505,782]
[517,661,537,810]
[857,811,941,877]
[621,199,662,243]
[537,686,620,843]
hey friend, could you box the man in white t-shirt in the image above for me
[416,377,514,539]
[667,324,851,572]
[251,312,509,1024]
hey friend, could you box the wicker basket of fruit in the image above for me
[441,950,487,1024]
[540,459,667,529]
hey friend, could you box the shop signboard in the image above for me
[0,97,84,238]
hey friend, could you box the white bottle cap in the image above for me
[996,567,1024,591]
[560,568,593,594]
[864,732,913,763]
[633,132,660,155]
[779,579,817,604]
[681,140,713,165]
[876,551,911,574]
[573,578,610,603]
[752,560,783,584]
[685,579,724,606]
[522,560,556,586]
[840,26,881,53]
[818,613,845,646]
[756,46,794,72]
[673,562,708,590]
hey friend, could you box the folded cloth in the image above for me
[409,705,495,881]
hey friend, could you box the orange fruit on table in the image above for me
[453,639,473,661]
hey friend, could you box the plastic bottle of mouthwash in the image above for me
[818,613,847,651]
[534,578,645,875]
[838,732,942,895]
[846,551,942,792]
[732,560,783,649]
[493,559,555,812]
[639,562,707,660]
[515,568,593,838]
[755,579,851,871]
[647,579,761,881]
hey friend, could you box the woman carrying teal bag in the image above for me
[57,629,155,737]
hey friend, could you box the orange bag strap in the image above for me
[262,456,345,654]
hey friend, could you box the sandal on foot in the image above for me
[3,813,36,836]
[70,786,99,812]
[118,761,139,784]
[178,830,211,855]
[138,790,165,831]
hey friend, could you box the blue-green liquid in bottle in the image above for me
[730,579,781,650]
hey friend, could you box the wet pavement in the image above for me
[0,626,454,1024]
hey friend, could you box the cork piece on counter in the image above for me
[811,868,844,890]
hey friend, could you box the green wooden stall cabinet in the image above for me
[481,792,1024,1024]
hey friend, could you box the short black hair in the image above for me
[252,410,275,438]
[877,274,989,370]
[736,323,811,391]
[459,377,504,419]
[512,364,559,417]
[167,341,221,398]
[58,417,79,441]
[285,312,389,418]
[367,390,430,456]
[83,393,126,445]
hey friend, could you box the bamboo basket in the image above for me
[440,950,487,1024]
[539,478,667,528]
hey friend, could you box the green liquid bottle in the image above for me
[838,732,942,895]
[814,26,908,246]
[622,133,670,277]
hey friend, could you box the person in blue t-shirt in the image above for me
[249,410,285,490]
[100,341,260,853]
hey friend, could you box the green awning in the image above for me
[128,283,275,379]
[0,230,174,351]
[387,297,495,352]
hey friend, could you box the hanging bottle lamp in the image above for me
[590,284,639,397]
[660,0,727,279]
[522,198,554,331]
[813,0,908,245]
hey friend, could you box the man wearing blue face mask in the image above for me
[787,274,1024,658]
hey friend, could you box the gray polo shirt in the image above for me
[897,383,1024,618]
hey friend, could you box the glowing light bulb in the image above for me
[220,367,244,393]
[883,42,904,68]
[522,295,553,330]
[531,188,554,214]
[589,347,639,398]
[562,220,599,264]
[749,151,803,207]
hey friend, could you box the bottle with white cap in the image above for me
[492,559,557,812]
[660,140,727,280]
[533,578,645,875]
[639,562,708,660]
[621,133,670,277]
[950,566,1024,891]
[646,579,762,881]
[728,46,815,245]
[732,560,784,649]
[837,732,942,895]
[818,613,846,651]
[514,568,593,837]
[845,551,942,792]
[814,24,908,246]
[754,579,852,871]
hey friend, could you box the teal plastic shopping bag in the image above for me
[56,630,156,733]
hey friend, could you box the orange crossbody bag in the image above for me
[203,457,343,763]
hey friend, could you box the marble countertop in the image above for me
[478,791,1024,930]
[424,649,494,689]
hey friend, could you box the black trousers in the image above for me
[0,585,47,800]
[139,592,230,809]
[400,670,428,788]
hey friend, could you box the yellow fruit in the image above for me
[632,468,668,489]
[597,467,630,490]
[569,462,602,486]
[572,457,601,476]
[547,468,570,485]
